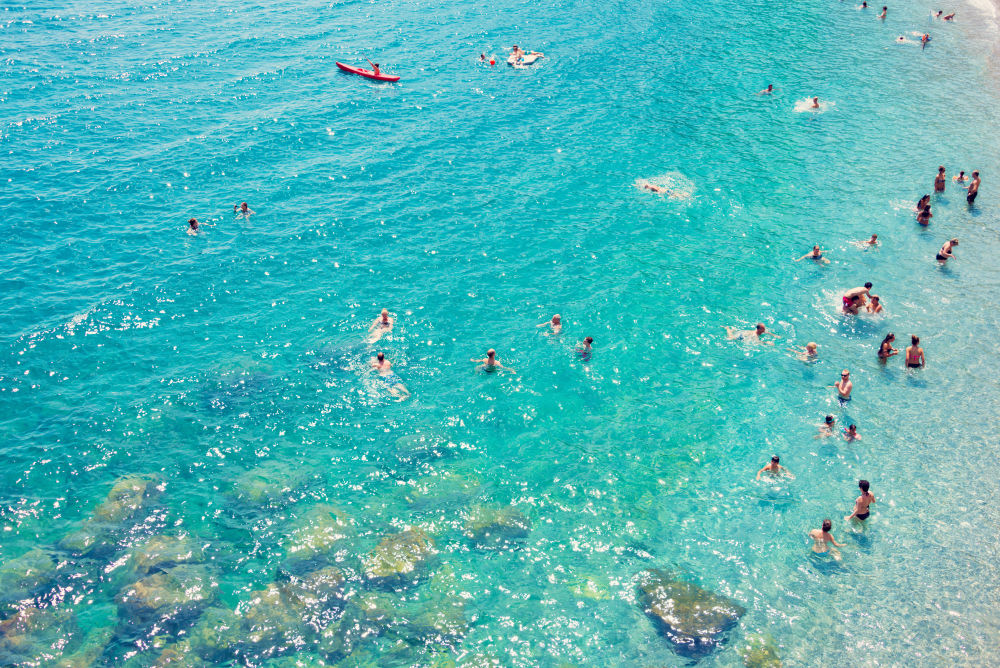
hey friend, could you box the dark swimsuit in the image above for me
[967,190,978,203]
[936,253,948,260]
[856,511,870,520]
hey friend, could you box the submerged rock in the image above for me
[186,606,244,662]
[282,504,352,574]
[463,505,530,548]
[739,633,782,668]
[406,472,480,511]
[636,568,745,657]
[153,641,209,667]
[232,461,307,507]
[0,548,57,611]
[239,582,310,654]
[125,534,205,579]
[567,573,612,601]
[0,605,77,665]
[116,564,218,628]
[363,528,436,585]
[58,474,162,558]
[404,599,468,645]
[318,593,399,659]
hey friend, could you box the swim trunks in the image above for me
[907,363,922,368]
[936,253,947,260]
[856,511,870,521]
[967,191,977,203]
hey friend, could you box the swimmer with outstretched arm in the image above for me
[725,323,779,345]
[537,314,562,335]
[788,342,818,362]
[471,348,514,373]
[795,245,830,264]
[367,308,395,342]
[370,352,411,400]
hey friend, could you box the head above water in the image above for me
[911,335,919,345]
[240,202,249,210]
[584,336,593,344]
[825,415,834,424]
[806,342,817,352]
[381,308,389,317]
[188,218,198,229]
[859,479,870,492]
[870,233,878,240]
[771,455,779,463]
[822,519,832,532]
[864,282,873,289]
[755,323,766,334]
[552,314,561,323]
[377,352,385,361]
[487,348,496,358]
[870,294,880,303]
[841,369,850,378]
[938,165,945,173]
[848,424,857,432]
[950,238,959,245]
[972,170,979,177]
[883,332,895,343]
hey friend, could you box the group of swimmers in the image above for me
[187,202,253,235]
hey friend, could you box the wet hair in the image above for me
[848,423,856,431]
[584,336,593,344]
[377,352,385,361]
[822,519,832,532]
[939,166,945,172]
[950,238,958,244]
[881,332,895,345]
[825,415,834,424]
[864,282,873,289]
[859,479,870,492]
[959,171,965,176]
[188,218,198,227]
[911,335,919,344]
[870,294,880,302]
[771,455,779,463]
[972,170,979,176]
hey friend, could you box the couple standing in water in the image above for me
[809,481,876,559]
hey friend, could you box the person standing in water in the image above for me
[845,480,876,523]
[905,335,925,368]
[936,238,958,262]
[756,455,793,480]
[843,424,861,441]
[878,333,898,361]
[808,519,846,558]
[811,97,820,109]
[832,369,853,404]
[816,415,836,438]
[917,206,932,225]
[471,348,514,373]
[878,5,887,19]
[934,166,947,192]
[367,308,395,342]
[965,170,980,204]
[537,314,562,335]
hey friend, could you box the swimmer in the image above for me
[953,170,968,183]
[921,33,930,49]
[635,180,689,199]
[861,1,868,7]
[756,455,793,480]
[917,205,932,225]
[816,415,836,438]
[843,424,861,442]
[843,282,873,307]
[367,308,395,342]
[845,480,875,522]
[758,84,774,95]
[479,53,485,61]
[577,336,594,360]
[724,323,779,345]
[943,12,954,20]
[369,352,411,400]
[187,218,200,235]
[878,332,898,361]
[366,59,380,75]
[936,238,958,262]
[788,342,819,362]
[471,348,514,373]
[878,5,887,18]
[932,10,943,18]
[863,233,879,249]
[965,170,980,204]
[233,202,254,217]
[842,295,862,315]
[537,314,562,335]
[896,35,907,43]
[934,166,947,192]
[905,335,925,368]
[808,519,845,558]
[866,294,883,314]
[795,245,830,264]
[917,194,931,210]
[831,369,853,404]
[811,96,820,109]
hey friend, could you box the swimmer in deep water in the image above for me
[866,294,883,314]
[832,369,853,404]
[917,205,933,225]
[756,455,793,480]
[845,480,876,523]
[954,170,968,183]
[795,245,830,264]
[811,96,820,109]
[905,335,925,368]
[808,519,846,558]
[965,170,980,204]
[861,1,868,7]
[936,238,958,262]
[857,233,879,249]
[943,12,955,20]
[758,84,774,95]
[537,314,562,335]
[878,5,887,19]
[577,336,594,360]
[233,202,254,217]
[187,218,200,235]
[878,332,899,362]
[788,341,819,362]
[635,179,690,199]
[816,415,836,438]
[724,322,779,345]
[843,423,861,441]
[921,33,930,49]
[369,352,411,400]
[471,348,514,373]
[367,308,395,343]
[934,166,947,192]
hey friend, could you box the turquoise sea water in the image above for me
[3,0,1000,665]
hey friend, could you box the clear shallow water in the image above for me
[2,0,1000,665]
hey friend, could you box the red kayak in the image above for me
[336,61,400,82]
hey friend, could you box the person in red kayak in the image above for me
[366,58,380,75]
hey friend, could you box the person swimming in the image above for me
[866,294,883,314]
[878,333,898,361]
[905,335,925,368]
[936,238,958,262]
[367,308,395,342]
[758,84,774,95]
[471,348,514,373]
[725,323,779,345]
[811,96,820,109]
[917,194,931,210]
[577,336,594,360]
[187,218,200,235]
[921,33,930,49]
[953,170,968,183]
[788,342,818,362]
[370,352,411,400]
[842,424,861,441]
[795,245,830,264]
[816,415,836,438]
[756,455,793,480]
[832,369,852,404]
[845,480,875,522]
[537,314,562,335]
[943,12,955,20]
[808,519,845,558]
[233,202,254,217]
